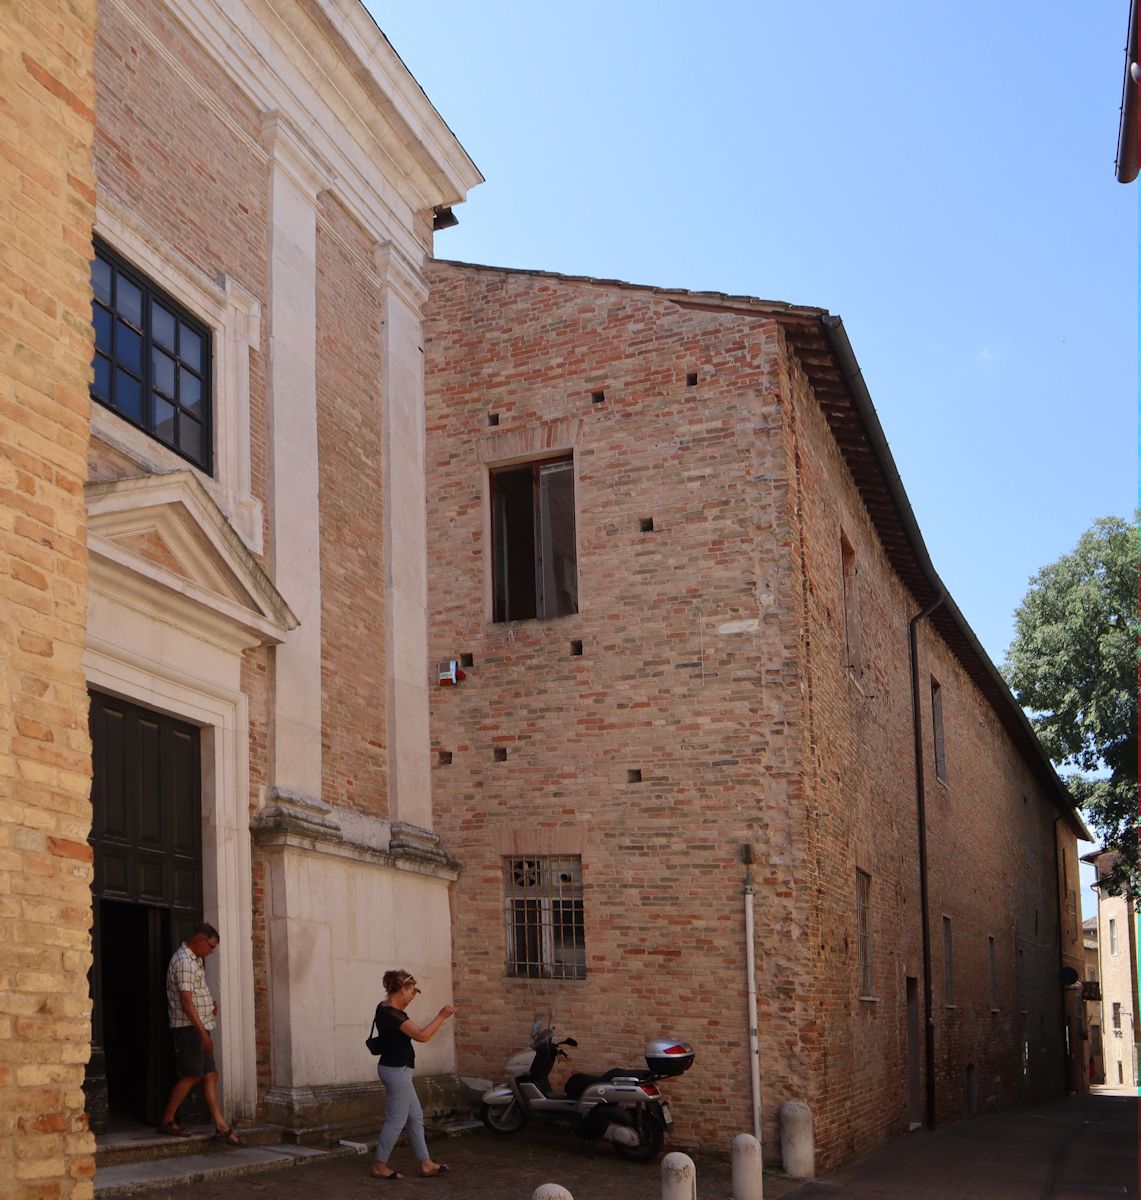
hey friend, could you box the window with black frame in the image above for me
[90,242,212,472]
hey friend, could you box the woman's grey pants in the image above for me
[375,1064,429,1163]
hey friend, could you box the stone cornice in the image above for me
[261,109,336,199]
[150,0,480,250]
[375,240,430,311]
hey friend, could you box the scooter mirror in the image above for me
[563,1037,578,1047]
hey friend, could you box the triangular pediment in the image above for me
[86,471,297,647]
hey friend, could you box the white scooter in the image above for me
[479,1018,694,1162]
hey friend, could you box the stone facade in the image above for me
[422,262,1089,1168]
[1,2,99,1196]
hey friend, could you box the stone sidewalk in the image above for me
[104,1091,1137,1199]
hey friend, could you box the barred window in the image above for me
[504,856,585,980]
[856,869,873,997]
[91,241,212,472]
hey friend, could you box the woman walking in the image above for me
[371,969,455,1180]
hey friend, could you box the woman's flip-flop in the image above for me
[157,1121,192,1138]
[371,1167,405,1180]
[421,1165,450,1177]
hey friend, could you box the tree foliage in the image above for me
[1003,516,1138,898]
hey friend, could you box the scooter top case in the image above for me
[563,1037,693,1099]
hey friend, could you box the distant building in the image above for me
[1083,849,1139,1086]
[1083,917,1103,1083]
[424,261,1090,1168]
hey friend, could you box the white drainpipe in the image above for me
[744,847,763,1145]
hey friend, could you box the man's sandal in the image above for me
[157,1121,192,1138]
[214,1127,246,1147]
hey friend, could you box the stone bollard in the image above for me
[532,1186,574,1200]
[661,1151,697,1200]
[731,1132,763,1200]
[779,1100,815,1180]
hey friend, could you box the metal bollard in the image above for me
[532,1186,574,1200]
[731,1132,763,1200]
[779,1100,815,1179]
[661,1151,697,1200]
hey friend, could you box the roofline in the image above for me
[1117,0,1140,183]
[819,317,1091,841]
[427,260,1091,841]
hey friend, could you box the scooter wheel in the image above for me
[480,1099,527,1134]
[615,1112,664,1162]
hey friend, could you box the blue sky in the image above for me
[369,2,1137,908]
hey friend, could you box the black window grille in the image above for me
[503,856,585,980]
[90,241,212,472]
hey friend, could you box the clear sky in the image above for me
[368,1,1137,910]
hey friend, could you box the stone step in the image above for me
[94,1139,365,1197]
[95,1124,287,1169]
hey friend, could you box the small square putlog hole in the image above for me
[686,371,698,387]
[487,412,500,427]
[639,517,654,533]
[591,390,605,404]
[570,639,583,657]
[626,768,642,784]
[460,652,474,668]
[494,746,508,762]
[437,750,452,766]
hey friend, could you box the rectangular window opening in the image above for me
[90,240,213,474]
[504,856,585,980]
[491,456,578,622]
[840,532,861,673]
[943,916,954,1005]
[988,936,998,1009]
[1110,918,1119,955]
[931,677,947,784]
[856,869,874,997]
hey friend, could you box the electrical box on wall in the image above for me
[438,660,465,686]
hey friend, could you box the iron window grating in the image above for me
[91,239,213,473]
[503,856,585,980]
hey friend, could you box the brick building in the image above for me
[1083,849,1139,1087]
[423,262,1090,1168]
[1,1,99,1195]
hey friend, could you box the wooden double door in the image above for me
[85,691,204,1131]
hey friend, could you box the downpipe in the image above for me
[743,844,762,1144]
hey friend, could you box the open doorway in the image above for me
[86,691,204,1132]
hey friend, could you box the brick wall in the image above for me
[316,197,388,818]
[424,261,1083,1168]
[424,263,819,1154]
[0,1,98,1196]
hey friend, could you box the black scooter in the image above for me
[479,1019,694,1162]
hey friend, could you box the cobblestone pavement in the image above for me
[117,1091,1137,1200]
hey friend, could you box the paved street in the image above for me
[111,1091,1136,1200]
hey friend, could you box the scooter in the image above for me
[479,1018,694,1162]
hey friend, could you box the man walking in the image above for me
[158,922,245,1145]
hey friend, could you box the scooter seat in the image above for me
[564,1068,651,1099]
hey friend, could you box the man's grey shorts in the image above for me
[171,1026,216,1079]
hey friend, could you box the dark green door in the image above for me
[85,691,202,1130]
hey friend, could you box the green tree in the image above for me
[1003,516,1138,898]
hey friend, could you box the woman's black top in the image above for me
[374,1003,415,1068]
